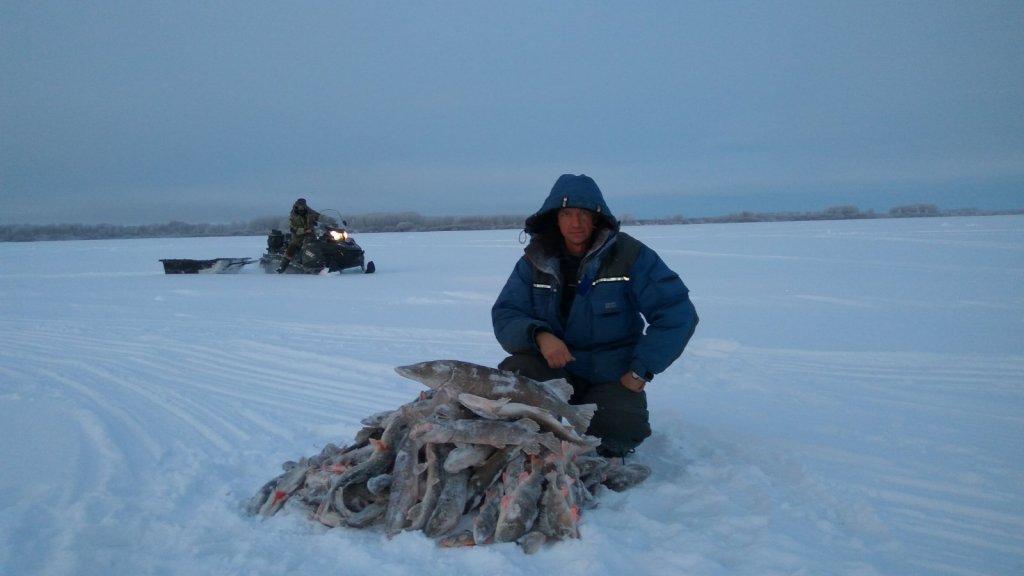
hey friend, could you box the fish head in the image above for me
[394,360,457,389]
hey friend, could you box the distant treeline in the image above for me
[2,204,1021,242]
[623,203,1024,225]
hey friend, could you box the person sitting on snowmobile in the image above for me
[277,198,320,273]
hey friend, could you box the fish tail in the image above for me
[539,432,562,456]
[571,403,598,431]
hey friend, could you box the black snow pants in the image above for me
[497,353,651,457]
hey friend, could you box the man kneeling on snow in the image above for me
[491,174,699,458]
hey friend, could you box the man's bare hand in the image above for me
[536,331,575,369]
[620,371,646,393]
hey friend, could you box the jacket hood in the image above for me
[524,174,618,236]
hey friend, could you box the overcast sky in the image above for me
[3,1,1023,225]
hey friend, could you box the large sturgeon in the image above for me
[394,360,596,434]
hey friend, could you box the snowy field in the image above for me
[1,216,1022,576]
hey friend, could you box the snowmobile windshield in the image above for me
[318,209,345,229]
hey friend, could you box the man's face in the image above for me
[557,208,596,256]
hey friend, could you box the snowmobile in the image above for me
[258,210,375,274]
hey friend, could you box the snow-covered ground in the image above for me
[1,216,1022,576]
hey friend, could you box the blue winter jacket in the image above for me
[492,174,698,384]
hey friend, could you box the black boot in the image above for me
[276,258,290,273]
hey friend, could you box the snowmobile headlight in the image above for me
[329,230,349,242]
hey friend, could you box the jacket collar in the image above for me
[525,228,616,277]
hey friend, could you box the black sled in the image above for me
[160,257,254,274]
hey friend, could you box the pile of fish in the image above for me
[246,359,652,552]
